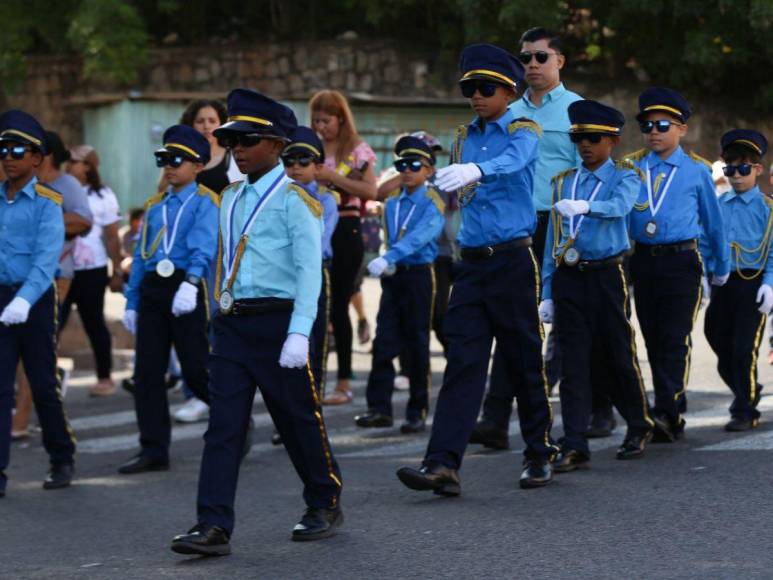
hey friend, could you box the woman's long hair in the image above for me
[71,145,104,196]
[309,90,360,165]
[179,99,228,126]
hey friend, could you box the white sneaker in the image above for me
[173,398,209,423]
[394,375,410,391]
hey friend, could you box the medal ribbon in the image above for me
[568,170,603,240]
[645,164,678,219]
[161,191,195,258]
[392,198,417,245]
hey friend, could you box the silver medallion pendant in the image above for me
[563,247,581,266]
[156,258,175,278]
[219,290,234,314]
[644,220,658,239]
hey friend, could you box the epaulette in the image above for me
[623,149,648,163]
[288,183,322,218]
[386,188,400,200]
[454,124,468,141]
[144,191,166,209]
[688,150,712,169]
[219,180,243,198]
[550,168,577,184]
[34,183,62,206]
[319,186,341,205]
[426,186,446,214]
[196,184,220,208]
[616,158,646,181]
[763,195,773,211]
[508,117,543,137]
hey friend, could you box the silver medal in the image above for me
[564,247,580,266]
[156,258,175,278]
[644,220,658,238]
[219,290,234,314]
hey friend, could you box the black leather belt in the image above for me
[461,237,532,260]
[559,254,624,272]
[635,240,697,257]
[395,263,432,273]
[229,298,294,317]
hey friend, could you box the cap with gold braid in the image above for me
[214,88,297,140]
[721,129,768,157]
[568,99,625,135]
[285,126,325,162]
[394,135,436,165]
[459,43,524,90]
[156,124,211,165]
[636,87,692,123]
[0,109,47,154]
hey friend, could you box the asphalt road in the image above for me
[3,279,773,579]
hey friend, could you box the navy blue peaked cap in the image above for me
[636,87,692,123]
[215,88,297,139]
[285,126,325,162]
[459,43,524,89]
[0,109,47,154]
[160,124,211,165]
[568,100,625,135]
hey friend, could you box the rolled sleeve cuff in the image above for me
[185,263,205,279]
[17,284,43,306]
[288,313,314,337]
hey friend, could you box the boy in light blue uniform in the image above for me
[355,135,444,434]
[703,130,772,432]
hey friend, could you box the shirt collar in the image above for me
[1,176,38,201]
[580,158,615,182]
[166,181,198,202]
[725,185,761,205]
[470,107,514,134]
[399,183,427,203]
[246,162,285,196]
[521,82,566,109]
[647,145,685,169]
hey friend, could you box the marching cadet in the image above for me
[703,130,772,431]
[354,135,444,434]
[396,43,558,496]
[271,126,339,446]
[540,100,654,471]
[625,87,730,442]
[0,110,75,497]
[171,89,342,557]
[119,124,218,474]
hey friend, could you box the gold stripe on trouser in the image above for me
[320,267,332,398]
[305,364,342,496]
[675,250,704,408]
[528,247,559,454]
[749,314,766,406]
[618,265,654,429]
[422,266,437,420]
[52,284,77,446]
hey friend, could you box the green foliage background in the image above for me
[2,0,772,108]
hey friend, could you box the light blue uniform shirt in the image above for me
[700,186,773,287]
[125,181,219,310]
[0,176,64,305]
[221,163,322,336]
[509,83,583,211]
[383,183,445,265]
[627,146,730,276]
[303,181,338,261]
[455,109,540,248]
[542,159,640,299]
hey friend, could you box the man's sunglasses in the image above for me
[282,155,316,168]
[217,133,272,149]
[155,153,190,168]
[460,80,499,99]
[639,120,683,134]
[569,133,604,144]
[517,51,558,65]
[0,145,31,160]
[394,159,428,173]
[723,164,757,177]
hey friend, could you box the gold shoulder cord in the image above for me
[453,125,477,207]
[213,231,249,300]
[550,173,574,264]
[731,206,773,280]
[138,208,166,260]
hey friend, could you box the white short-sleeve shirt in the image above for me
[74,185,121,271]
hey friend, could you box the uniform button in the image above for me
[481,146,487,151]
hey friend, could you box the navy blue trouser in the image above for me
[197,308,342,535]
[424,246,558,469]
[553,263,653,456]
[133,272,210,462]
[366,266,434,421]
[630,245,702,423]
[704,272,765,420]
[0,285,75,481]
[310,263,331,398]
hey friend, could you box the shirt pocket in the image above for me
[255,209,291,250]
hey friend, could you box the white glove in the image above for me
[123,309,137,335]
[0,297,31,326]
[554,199,590,218]
[711,273,730,286]
[279,333,309,368]
[538,299,554,324]
[434,163,482,192]
[756,284,773,314]
[700,276,711,309]
[171,281,198,317]
[368,257,389,277]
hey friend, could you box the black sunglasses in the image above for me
[517,51,557,65]
[460,80,499,99]
[394,159,427,173]
[0,145,30,160]
[723,164,756,177]
[639,120,682,134]
[155,153,189,168]
[282,155,315,168]
[570,133,604,144]
[217,133,271,149]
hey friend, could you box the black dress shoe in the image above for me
[291,506,344,541]
[616,432,652,460]
[171,523,231,556]
[271,430,282,446]
[651,413,681,443]
[117,454,169,475]
[469,420,509,450]
[396,464,461,496]
[355,411,393,428]
[400,418,426,434]
[519,458,553,489]
[551,449,590,473]
[585,412,617,439]
[43,463,74,490]
[724,416,760,432]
